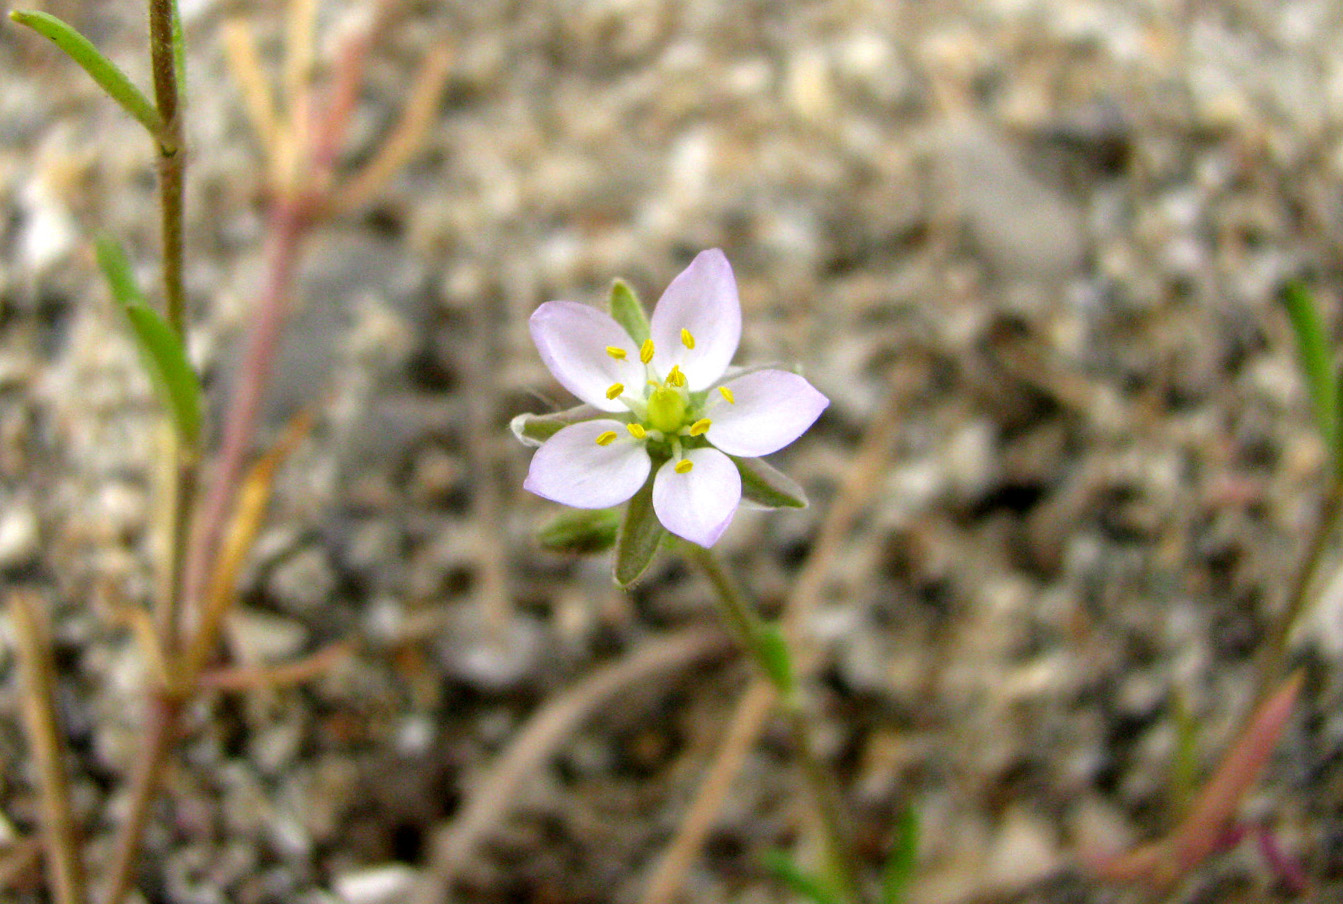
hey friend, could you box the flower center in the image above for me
[646,385,686,433]
[593,337,718,453]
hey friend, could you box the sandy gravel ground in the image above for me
[3,1,1343,902]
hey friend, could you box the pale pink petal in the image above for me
[530,301,645,411]
[649,249,740,390]
[652,447,741,547]
[524,420,651,508]
[706,370,828,457]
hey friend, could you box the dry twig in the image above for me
[411,627,733,904]
[9,592,89,904]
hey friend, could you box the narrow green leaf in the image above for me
[1281,282,1337,448]
[538,508,620,555]
[753,623,795,697]
[737,456,808,509]
[881,806,920,904]
[614,478,664,587]
[1170,688,1199,814]
[510,405,602,447]
[609,279,650,345]
[95,235,147,309]
[760,850,842,904]
[9,10,164,138]
[96,238,202,447]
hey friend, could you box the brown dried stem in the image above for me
[412,628,732,904]
[199,639,354,693]
[327,43,452,216]
[221,19,281,157]
[101,694,182,904]
[9,592,89,904]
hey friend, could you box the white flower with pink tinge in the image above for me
[520,249,828,547]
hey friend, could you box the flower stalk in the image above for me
[1254,476,1342,708]
[683,544,868,904]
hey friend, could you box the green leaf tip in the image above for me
[510,404,601,448]
[613,478,664,587]
[753,623,795,697]
[1281,281,1339,455]
[609,279,650,345]
[737,456,808,509]
[10,10,165,139]
[538,509,620,555]
[760,850,842,904]
[97,237,202,447]
[881,806,920,904]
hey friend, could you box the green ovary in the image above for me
[646,386,687,433]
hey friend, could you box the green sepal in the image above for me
[96,237,202,448]
[753,622,795,697]
[737,456,808,509]
[881,806,920,904]
[609,279,650,345]
[1281,282,1338,453]
[538,508,620,555]
[510,405,601,447]
[10,10,165,139]
[759,850,842,904]
[613,477,664,587]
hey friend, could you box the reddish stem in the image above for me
[182,201,310,614]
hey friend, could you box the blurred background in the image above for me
[2,1,1343,902]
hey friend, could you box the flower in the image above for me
[519,249,828,547]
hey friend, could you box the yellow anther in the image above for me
[627,423,647,439]
[605,346,628,360]
[639,339,655,364]
[718,386,735,404]
[674,459,694,474]
[667,365,686,388]
[595,431,618,446]
[605,382,624,400]
[681,328,696,349]
[688,418,711,436]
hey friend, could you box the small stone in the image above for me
[227,609,309,664]
[18,178,76,273]
[266,546,337,613]
[333,864,419,904]
[943,126,1086,282]
[0,504,39,569]
[984,806,1059,886]
[785,48,836,123]
[434,606,549,692]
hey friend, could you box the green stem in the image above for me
[103,7,193,902]
[146,0,191,653]
[1254,477,1343,705]
[684,544,868,904]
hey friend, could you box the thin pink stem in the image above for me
[182,201,310,614]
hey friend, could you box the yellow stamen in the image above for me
[595,431,617,446]
[681,328,695,349]
[674,459,694,474]
[627,423,647,439]
[605,346,627,360]
[688,418,711,436]
[719,386,735,404]
[667,365,686,388]
[639,339,655,364]
[605,382,624,400]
